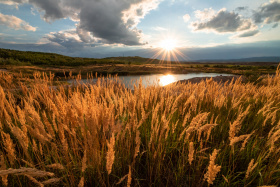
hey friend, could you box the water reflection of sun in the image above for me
[159,74,176,86]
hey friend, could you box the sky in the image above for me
[0,0,280,60]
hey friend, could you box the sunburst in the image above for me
[160,38,177,51]
[148,36,187,65]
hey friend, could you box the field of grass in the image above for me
[0,66,279,186]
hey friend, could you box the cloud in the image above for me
[4,0,161,46]
[45,30,87,52]
[0,13,36,31]
[0,0,28,8]
[76,26,96,43]
[152,26,167,31]
[194,8,215,21]
[183,14,190,22]
[191,9,254,33]
[235,6,248,11]
[78,0,141,45]
[272,23,278,28]
[236,30,259,38]
[253,0,280,24]
[28,0,68,22]
[31,7,37,15]
[122,0,160,28]
[45,29,107,52]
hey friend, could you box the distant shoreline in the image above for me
[177,75,243,84]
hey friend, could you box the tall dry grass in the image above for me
[0,66,280,186]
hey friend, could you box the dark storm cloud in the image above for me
[2,0,160,45]
[28,0,65,21]
[253,1,280,24]
[236,30,259,38]
[192,9,253,33]
[78,0,143,45]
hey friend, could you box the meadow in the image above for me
[0,66,280,186]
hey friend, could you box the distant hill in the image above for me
[195,57,280,63]
[0,48,279,67]
[0,48,157,66]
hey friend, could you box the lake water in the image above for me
[71,73,232,89]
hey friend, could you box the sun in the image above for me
[160,38,177,51]
[147,34,187,64]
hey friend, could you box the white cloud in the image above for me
[76,26,95,43]
[122,0,161,28]
[0,13,36,31]
[183,14,190,22]
[45,29,85,51]
[0,0,28,8]
[45,28,106,51]
[235,29,260,38]
[194,8,215,21]
[152,26,167,31]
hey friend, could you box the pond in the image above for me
[70,73,232,89]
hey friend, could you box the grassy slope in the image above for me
[0,48,156,66]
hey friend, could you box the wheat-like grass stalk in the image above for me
[78,176,84,187]
[106,133,115,175]
[127,165,132,187]
[82,149,87,173]
[134,130,141,160]
[222,174,229,183]
[245,159,258,179]
[229,105,250,141]
[188,142,194,165]
[42,178,61,185]
[0,155,8,186]
[230,134,249,147]
[117,174,128,185]
[24,174,44,187]
[241,131,254,151]
[1,132,16,164]
[0,167,54,177]
[46,163,64,170]
[204,149,221,185]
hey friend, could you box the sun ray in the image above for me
[144,35,189,70]
[149,37,188,67]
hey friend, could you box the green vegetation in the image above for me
[0,48,156,66]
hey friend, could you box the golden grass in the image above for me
[0,66,279,186]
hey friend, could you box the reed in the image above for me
[0,66,279,186]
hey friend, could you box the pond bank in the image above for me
[177,75,244,84]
